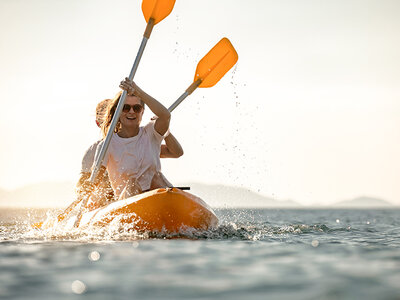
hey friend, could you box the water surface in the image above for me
[1,208,399,300]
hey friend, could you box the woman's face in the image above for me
[119,95,144,129]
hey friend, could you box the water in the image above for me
[1,208,400,300]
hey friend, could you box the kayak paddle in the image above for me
[90,0,176,186]
[74,0,176,228]
[168,37,238,112]
[33,37,237,230]
[31,198,81,229]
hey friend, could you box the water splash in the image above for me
[1,217,340,244]
[0,207,363,243]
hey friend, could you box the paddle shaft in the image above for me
[90,19,155,183]
[74,19,155,228]
[59,198,82,220]
[32,198,81,229]
[168,79,201,112]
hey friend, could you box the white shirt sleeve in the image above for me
[145,121,165,144]
[92,140,109,170]
[81,140,101,173]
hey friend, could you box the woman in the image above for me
[92,78,175,200]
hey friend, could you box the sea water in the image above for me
[1,208,399,300]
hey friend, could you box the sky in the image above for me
[0,0,399,206]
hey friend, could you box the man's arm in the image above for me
[160,133,184,158]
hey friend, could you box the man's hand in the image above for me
[78,180,96,196]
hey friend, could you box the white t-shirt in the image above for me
[93,122,164,198]
[81,140,101,173]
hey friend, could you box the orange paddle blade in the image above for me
[31,222,43,229]
[194,38,238,88]
[142,0,176,25]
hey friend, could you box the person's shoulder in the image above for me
[84,140,101,154]
[142,121,156,135]
[143,121,164,142]
[91,139,102,149]
[143,121,155,130]
[82,140,102,172]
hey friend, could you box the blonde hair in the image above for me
[96,98,112,126]
[101,91,145,138]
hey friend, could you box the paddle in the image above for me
[70,38,237,227]
[31,199,81,229]
[168,37,238,112]
[72,0,176,228]
[33,37,237,230]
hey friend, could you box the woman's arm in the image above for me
[120,78,170,136]
[160,133,184,158]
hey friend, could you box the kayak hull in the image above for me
[74,188,218,232]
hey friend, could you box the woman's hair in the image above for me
[96,98,112,127]
[101,91,145,138]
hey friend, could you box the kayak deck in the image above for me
[72,188,218,232]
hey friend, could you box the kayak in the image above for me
[40,188,218,232]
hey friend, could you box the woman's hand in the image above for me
[119,77,138,96]
[119,79,170,135]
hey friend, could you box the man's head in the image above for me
[96,99,112,127]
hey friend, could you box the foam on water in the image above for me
[0,207,383,243]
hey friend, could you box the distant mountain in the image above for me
[179,182,301,208]
[0,181,300,208]
[1,182,395,209]
[333,196,394,208]
[0,182,75,208]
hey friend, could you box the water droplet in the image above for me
[311,240,319,247]
[336,219,340,223]
[366,221,370,225]
[132,241,139,248]
[88,251,100,261]
[71,280,86,294]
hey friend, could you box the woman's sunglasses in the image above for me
[122,104,143,113]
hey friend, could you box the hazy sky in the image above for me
[0,0,399,205]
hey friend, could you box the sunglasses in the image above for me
[122,104,143,113]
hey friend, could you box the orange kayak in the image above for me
[58,188,218,232]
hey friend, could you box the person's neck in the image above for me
[117,126,140,138]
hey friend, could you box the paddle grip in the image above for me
[144,18,155,39]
